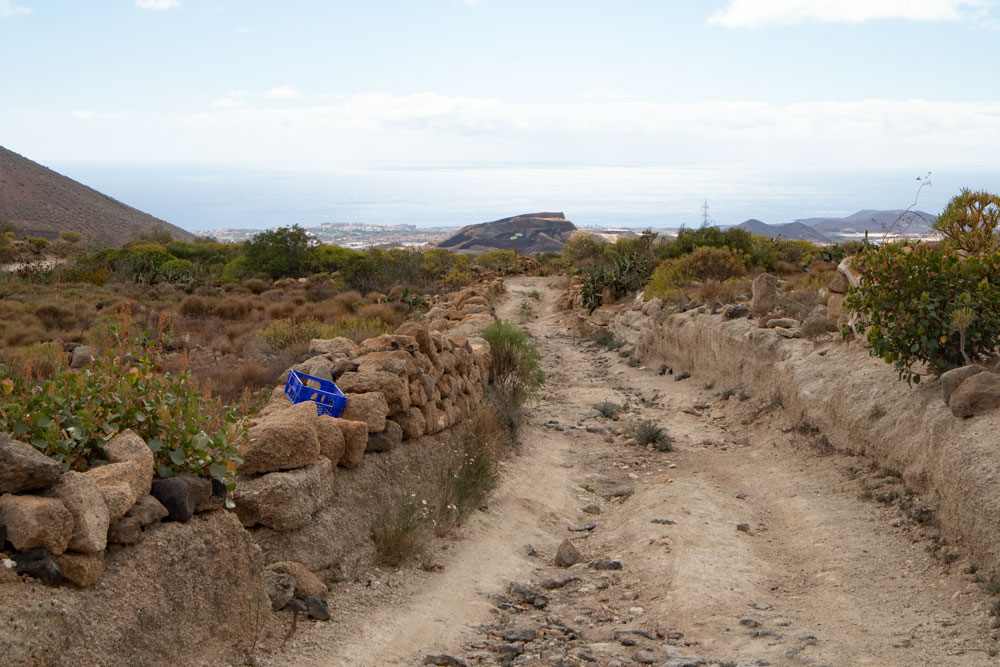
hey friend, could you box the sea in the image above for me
[53,163,1000,234]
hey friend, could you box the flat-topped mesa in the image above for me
[437,212,577,255]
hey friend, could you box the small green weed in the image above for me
[371,495,430,567]
[633,420,674,451]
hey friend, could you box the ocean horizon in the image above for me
[51,163,1000,234]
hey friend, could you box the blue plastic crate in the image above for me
[284,370,347,418]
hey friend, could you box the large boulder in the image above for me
[43,471,109,553]
[334,419,369,469]
[240,401,320,475]
[336,371,410,413]
[104,430,154,491]
[750,273,778,316]
[941,365,986,405]
[0,494,74,554]
[339,392,389,433]
[85,460,149,521]
[354,350,419,378]
[949,371,1000,418]
[315,417,346,464]
[290,356,334,383]
[234,457,335,531]
[0,434,61,494]
[70,345,96,369]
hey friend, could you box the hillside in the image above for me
[801,209,937,236]
[0,146,194,246]
[737,218,832,243]
[437,212,576,255]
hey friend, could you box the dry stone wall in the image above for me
[236,283,499,579]
[0,281,503,663]
[577,285,1000,577]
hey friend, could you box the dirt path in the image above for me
[269,276,998,666]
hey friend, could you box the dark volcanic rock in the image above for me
[437,212,577,255]
[0,433,62,493]
[151,474,212,522]
[13,548,63,586]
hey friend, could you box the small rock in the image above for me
[590,559,623,571]
[675,371,691,382]
[70,345,96,369]
[582,504,601,515]
[125,494,169,526]
[107,516,143,544]
[13,548,63,586]
[740,618,762,628]
[151,474,212,522]
[568,522,597,532]
[941,365,985,405]
[724,304,750,319]
[555,539,581,567]
[264,570,295,611]
[306,595,331,621]
[949,370,1000,417]
[57,551,104,587]
[540,576,579,590]
[424,655,468,667]
[502,628,537,642]
[281,598,307,613]
[737,523,751,532]
[634,650,658,664]
[0,495,74,554]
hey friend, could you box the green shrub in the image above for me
[0,343,247,483]
[257,317,327,353]
[933,188,1000,254]
[645,257,690,300]
[476,249,516,271]
[562,234,608,269]
[244,225,311,279]
[633,420,673,451]
[844,243,1000,384]
[482,321,544,435]
[681,246,746,282]
[370,494,429,567]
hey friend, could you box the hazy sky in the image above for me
[3,0,1000,169]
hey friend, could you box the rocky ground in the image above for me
[261,276,1000,667]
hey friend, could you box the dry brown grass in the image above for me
[333,290,363,311]
[357,303,402,327]
[266,301,296,320]
[299,300,350,323]
[214,298,253,320]
[179,294,214,318]
[693,278,750,305]
[33,302,78,331]
[243,278,269,294]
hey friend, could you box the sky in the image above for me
[2,0,1000,170]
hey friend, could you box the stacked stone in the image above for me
[0,430,218,588]
[233,295,495,574]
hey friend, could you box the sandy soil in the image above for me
[263,276,1000,666]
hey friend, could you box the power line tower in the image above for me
[701,199,711,227]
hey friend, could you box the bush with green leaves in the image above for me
[933,188,1000,254]
[844,242,1000,384]
[0,342,248,483]
[482,321,544,434]
[476,249,516,271]
[680,246,746,282]
[578,251,655,313]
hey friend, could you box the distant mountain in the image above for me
[799,209,937,236]
[437,212,576,255]
[737,219,832,243]
[0,145,194,247]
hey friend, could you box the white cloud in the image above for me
[263,85,301,100]
[0,0,31,17]
[707,0,990,28]
[134,0,179,11]
[71,110,131,120]
[210,91,248,109]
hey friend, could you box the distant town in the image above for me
[194,222,460,248]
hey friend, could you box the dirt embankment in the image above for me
[600,298,1000,578]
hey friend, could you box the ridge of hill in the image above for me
[800,209,937,235]
[0,146,194,247]
[737,218,832,243]
[436,212,577,255]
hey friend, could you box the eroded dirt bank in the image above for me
[268,276,1000,666]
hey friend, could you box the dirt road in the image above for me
[272,276,999,666]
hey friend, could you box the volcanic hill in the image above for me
[0,145,193,246]
[437,212,576,255]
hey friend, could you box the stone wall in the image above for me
[577,288,1000,577]
[0,282,503,663]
